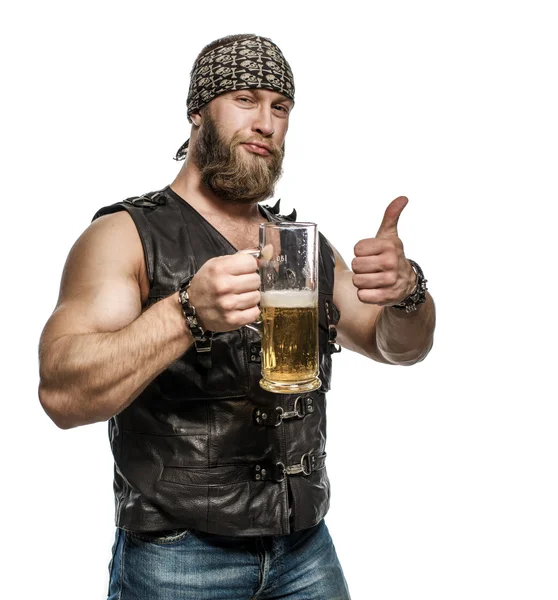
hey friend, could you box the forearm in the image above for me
[39,292,192,428]
[374,293,436,365]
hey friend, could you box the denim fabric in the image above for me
[107,519,350,599]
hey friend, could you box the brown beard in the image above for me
[192,112,284,205]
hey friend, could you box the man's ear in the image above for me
[190,111,202,127]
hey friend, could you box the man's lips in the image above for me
[241,142,272,156]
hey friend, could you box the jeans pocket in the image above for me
[126,528,192,545]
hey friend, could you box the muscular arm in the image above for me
[332,247,435,365]
[38,212,193,429]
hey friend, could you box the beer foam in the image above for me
[260,290,317,308]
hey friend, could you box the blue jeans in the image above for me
[107,519,350,599]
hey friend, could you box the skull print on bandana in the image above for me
[187,35,295,120]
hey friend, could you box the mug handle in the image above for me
[236,248,265,336]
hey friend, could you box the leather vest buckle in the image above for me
[253,396,314,427]
[283,452,313,476]
[292,452,327,477]
[253,452,326,483]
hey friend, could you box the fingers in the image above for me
[226,306,262,328]
[212,289,261,311]
[352,257,414,307]
[352,252,399,274]
[352,272,397,289]
[230,290,261,311]
[231,273,261,294]
[208,274,260,307]
[355,287,396,306]
[207,305,261,331]
[353,238,396,258]
[222,253,259,276]
[375,196,408,238]
[190,253,263,332]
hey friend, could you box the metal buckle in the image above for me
[281,453,313,477]
[300,452,312,476]
[275,462,286,483]
[255,397,314,427]
[193,338,212,353]
[263,452,321,482]
[274,408,284,427]
[274,397,308,426]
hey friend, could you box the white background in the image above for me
[1,1,556,598]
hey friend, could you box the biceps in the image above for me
[44,278,142,342]
[43,211,145,341]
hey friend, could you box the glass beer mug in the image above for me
[251,221,321,394]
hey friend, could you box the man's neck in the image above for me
[170,158,265,223]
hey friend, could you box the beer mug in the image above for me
[250,222,321,394]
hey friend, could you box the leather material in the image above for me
[93,186,340,536]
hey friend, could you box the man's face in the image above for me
[191,89,293,205]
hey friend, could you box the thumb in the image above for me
[237,245,274,261]
[236,248,260,257]
[376,196,409,238]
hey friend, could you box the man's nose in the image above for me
[252,106,274,137]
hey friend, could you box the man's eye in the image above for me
[237,96,253,103]
[273,105,289,114]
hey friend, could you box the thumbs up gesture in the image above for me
[351,197,417,306]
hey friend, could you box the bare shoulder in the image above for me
[81,209,143,260]
[62,210,148,300]
[41,210,148,344]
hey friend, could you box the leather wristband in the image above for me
[178,275,212,353]
[391,260,428,313]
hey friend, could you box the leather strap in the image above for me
[161,453,326,487]
[325,300,342,354]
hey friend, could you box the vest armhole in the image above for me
[318,232,336,290]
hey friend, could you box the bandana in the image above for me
[174,35,295,161]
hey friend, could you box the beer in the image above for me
[260,290,319,386]
[252,220,321,393]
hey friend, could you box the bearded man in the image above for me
[38,34,436,599]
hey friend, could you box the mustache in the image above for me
[232,135,283,159]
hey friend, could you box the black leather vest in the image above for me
[93,186,340,536]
